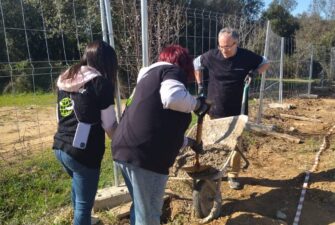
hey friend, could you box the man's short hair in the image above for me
[218,28,239,41]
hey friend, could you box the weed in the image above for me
[242,130,257,146]
[298,137,321,153]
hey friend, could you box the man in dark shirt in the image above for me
[194,27,269,190]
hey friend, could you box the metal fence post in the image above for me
[101,0,123,187]
[330,47,335,82]
[256,20,270,124]
[279,37,284,104]
[99,0,107,42]
[308,45,314,95]
[141,0,149,67]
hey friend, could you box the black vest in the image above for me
[112,65,191,175]
[53,76,114,168]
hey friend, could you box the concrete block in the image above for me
[246,122,276,132]
[93,185,131,211]
[268,103,295,109]
[298,94,318,99]
[108,194,171,219]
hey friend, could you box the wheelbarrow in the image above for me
[180,83,250,223]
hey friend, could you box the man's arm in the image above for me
[193,55,203,84]
[256,62,270,74]
[256,57,270,74]
[245,57,270,85]
[193,55,204,95]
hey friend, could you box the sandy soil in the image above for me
[0,106,56,163]
[164,97,335,225]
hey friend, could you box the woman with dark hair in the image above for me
[53,40,118,225]
[112,44,209,225]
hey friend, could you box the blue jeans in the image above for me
[115,161,168,225]
[55,149,100,225]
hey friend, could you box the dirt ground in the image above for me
[163,97,335,225]
[2,97,335,225]
[0,106,56,164]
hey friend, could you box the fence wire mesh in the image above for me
[1,2,335,225]
[0,0,102,165]
[0,0,333,178]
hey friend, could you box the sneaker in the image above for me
[228,177,242,190]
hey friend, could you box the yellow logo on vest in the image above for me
[59,97,73,117]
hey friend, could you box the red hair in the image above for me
[158,45,194,80]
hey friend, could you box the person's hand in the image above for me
[194,96,210,117]
[197,83,204,96]
[187,137,204,154]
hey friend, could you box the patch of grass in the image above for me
[99,140,117,188]
[0,92,56,107]
[0,151,70,224]
[242,130,257,146]
[165,213,189,225]
[96,211,120,225]
[0,147,116,225]
[298,137,321,153]
[330,141,335,152]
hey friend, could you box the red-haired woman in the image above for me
[112,44,209,225]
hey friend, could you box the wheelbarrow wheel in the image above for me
[193,179,221,219]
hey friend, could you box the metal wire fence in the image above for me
[0,0,333,178]
[0,0,103,166]
[255,22,334,123]
[0,0,264,168]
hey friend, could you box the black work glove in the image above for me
[244,75,252,85]
[245,70,258,85]
[194,96,210,117]
[197,83,204,96]
[187,137,204,154]
[248,69,258,78]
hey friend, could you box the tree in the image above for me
[294,12,335,81]
[271,0,297,11]
[189,0,264,20]
[310,0,335,20]
[296,13,335,47]
[262,3,299,37]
